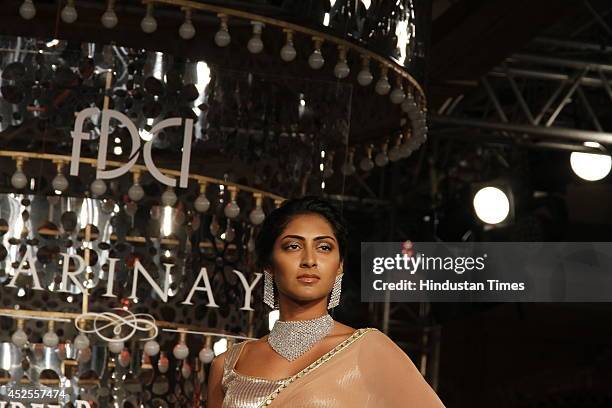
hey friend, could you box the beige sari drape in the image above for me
[257,328,446,407]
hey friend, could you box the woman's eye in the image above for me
[286,243,300,250]
[319,244,332,251]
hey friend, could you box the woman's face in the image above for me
[269,213,343,304]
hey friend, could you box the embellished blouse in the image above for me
[221,339,289,408]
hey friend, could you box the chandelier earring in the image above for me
[263,270,279,309]
[327,271,344,309]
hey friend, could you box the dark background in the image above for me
[334,1,612,407]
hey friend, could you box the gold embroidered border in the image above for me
[257,327,378,407]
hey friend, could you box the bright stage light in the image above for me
[570,151,611,181]
[473,186,510,225]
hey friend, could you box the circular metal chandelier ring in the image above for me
[148,0,426,108]
[0,149,286,202]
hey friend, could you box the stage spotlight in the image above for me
[570,144,611,181]
[473,185,512,225]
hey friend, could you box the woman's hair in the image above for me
[255,196,348,271]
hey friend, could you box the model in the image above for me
[207,196,446,407]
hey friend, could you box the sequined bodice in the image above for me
[221,340,289,408]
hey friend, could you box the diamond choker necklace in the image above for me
[268,313,335,361]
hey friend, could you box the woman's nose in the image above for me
[300,246,317,267]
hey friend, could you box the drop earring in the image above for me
[327,272,343,309]
[263,270,278,309]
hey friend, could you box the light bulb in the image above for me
[247,21,264,54]
[357,68,373,86]
[308,50,324,69]
[19,0,36,20]
[194,193,210,212]
[158,352,169,373]
[215,29,231,47]
[334,61,350,79]
[280,31,297,62]
[179,21,195,39]
[11,328,28,348]
[128,183,145,201]
[309,38,325,69]
[224,200,240,219]
[214,14,231,47]
[375,76,391,95]
[43,330,59,348]
[375,150,389,167]
[161,188,177,206]
[181,362,192,379]
[74,333,90,350]
[179,10,196,40]
[401,99,419,116]
[249,206,265,225]
[11,170,28,189]
[141,15,157,33]
[359,157,374,172]
[52,173,69,192]
[334,46,350,79]
[390,86,406,104]
[101,8,118,28]
[90,179,107,196]
[401,98,418,114]
[173,342,189,360]
[224,222,236,242]
[248,37,263,54]
[198,346,215,363]
[108,336,124,354]
[144,340,160,356]
[280,43,297,62]
[61,2,77,24]
[78,347,92,363]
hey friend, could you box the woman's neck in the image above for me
[278,296,329,321]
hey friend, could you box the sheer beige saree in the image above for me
[257,327,446,407]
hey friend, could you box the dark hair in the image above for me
[255,196,348,271]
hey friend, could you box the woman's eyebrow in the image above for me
[281,234,337,242]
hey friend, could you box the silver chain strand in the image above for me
[268,314,335,361]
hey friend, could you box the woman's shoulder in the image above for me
[211,339,248,369]
[332,321,358,337]
[350,327,409,359]
[359,327,402,347]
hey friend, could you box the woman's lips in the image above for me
[297,275,320,284]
